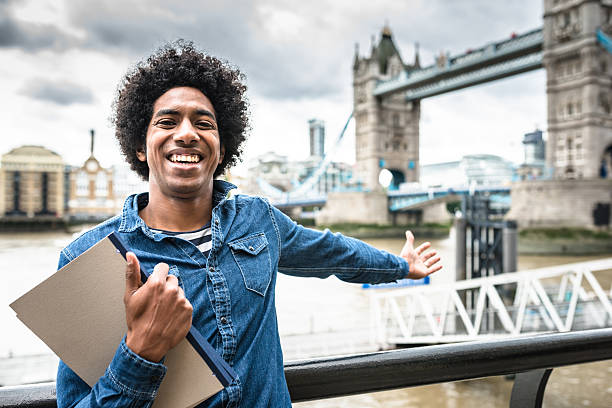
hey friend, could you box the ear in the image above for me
[219,144,225,165]
[136,147,146,162]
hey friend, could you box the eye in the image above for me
[156,119,175,127]
[196,121,215,130]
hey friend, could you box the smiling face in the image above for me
[137,87,224,199]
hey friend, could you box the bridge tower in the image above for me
[543,0,612,179]
[508,0,612,228]
[353,25,420,191]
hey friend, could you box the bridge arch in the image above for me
[387,169,405,191]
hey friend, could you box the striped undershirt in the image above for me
[150,223,212,258]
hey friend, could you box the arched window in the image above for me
[600,145,612,179]
[393,114,400,127]
[95,171,108,197]
[76,171,88,196]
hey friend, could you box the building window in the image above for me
[41,172,49,214]
[95,172,108,197]
[11,171,22,214]
[76,171,89,196]
[564,12,570,27]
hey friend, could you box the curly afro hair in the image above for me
[112,40,249,180]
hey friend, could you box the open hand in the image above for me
[400,231,442,279]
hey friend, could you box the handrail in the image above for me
[1,329,612,406]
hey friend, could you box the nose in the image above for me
[173,119,199,145]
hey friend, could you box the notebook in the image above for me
[10,232,236,408]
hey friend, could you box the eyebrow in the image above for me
[154,108,216,120]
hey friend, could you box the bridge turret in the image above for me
[543,0,612,180]
[353,43,360,72]
[353,25,420,191]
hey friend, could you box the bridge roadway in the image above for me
[373,28,543,100]
[271,185,511,212]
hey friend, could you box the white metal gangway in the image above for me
[370,258,612,347]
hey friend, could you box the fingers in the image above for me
[405,230,414,243]
[428,264,443,275]
[149,262,169,287]
[415,242,431,255]
[422,249,437,261]
[165,274,181,295]
[165,274,179,288]
[124,252,142,300]
[425,255,441,268]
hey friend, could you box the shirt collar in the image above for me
[118,179,237,233]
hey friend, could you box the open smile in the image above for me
[167,153,202,164]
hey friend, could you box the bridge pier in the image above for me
[316,191,454,227]
[421,201,452,225]
[506,179,612,228]
[315,190,390,225]
[392,202,452,226]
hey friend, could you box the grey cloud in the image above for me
[0,0,77,51]
[7,0,542,101]
[62,0,349,100]
[20,78,95,105]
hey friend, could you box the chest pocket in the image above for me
[228,233,272,296]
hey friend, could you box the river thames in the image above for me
[1,229,611,407]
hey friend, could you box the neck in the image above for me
[139,184,215,232]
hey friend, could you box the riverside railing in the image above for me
[1,328,611,408]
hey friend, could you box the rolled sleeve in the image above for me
[106,338,167,400]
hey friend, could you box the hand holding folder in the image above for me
[10,232,236,408]
[123,252,193,363]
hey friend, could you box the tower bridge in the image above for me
[258,0,612,228]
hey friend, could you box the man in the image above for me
[56,42,441,408]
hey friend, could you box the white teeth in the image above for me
[170,154,201,163]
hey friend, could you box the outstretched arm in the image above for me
[269,202,439,284]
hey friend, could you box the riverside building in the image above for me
[0,145,65,219]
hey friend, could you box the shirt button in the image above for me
[248,246,254,251]
[215,219,219,226]
[220,317,228,325]
[209,266,214,272]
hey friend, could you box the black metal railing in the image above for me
[1,328,611,408]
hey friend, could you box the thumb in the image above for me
[400,230,415,258]
[124,252,142,299]
[405,230,414,244]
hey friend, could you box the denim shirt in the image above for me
[56,180,410,408]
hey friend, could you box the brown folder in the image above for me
[10,234,224,408]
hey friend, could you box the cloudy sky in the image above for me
[0,0,545,175]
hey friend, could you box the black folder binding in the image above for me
[108,232,237,386]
